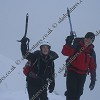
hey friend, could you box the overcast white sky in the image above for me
[0,0,100,59]
[0,0,100,99]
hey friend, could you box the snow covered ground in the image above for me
[0,55,65,100]
[0,91,65,100]
[0,54,66,100]
[0,53,100,100]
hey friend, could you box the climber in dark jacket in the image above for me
[62,32,97,100]
[20,37,58,100]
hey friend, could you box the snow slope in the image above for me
[0,91,65,100]
[0,54,66,100]
[0,49,100,100]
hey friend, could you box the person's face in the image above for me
[84,38,93,47]
[41,45,50,55]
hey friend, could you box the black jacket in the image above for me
[21,42,58,89]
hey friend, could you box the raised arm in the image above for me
[20,37,34,60]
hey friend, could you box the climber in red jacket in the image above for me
[62,32,97,100]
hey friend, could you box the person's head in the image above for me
[84,32,95,46]
[40,40,51,55]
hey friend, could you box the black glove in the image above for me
[64,91,67,96]
[89,74,96,90]
[21,37,30,55]
[65,34,74,45]
[21,37,30,44]
[89,80,95,90]
[49,88,54,93]
[48,79,55,93]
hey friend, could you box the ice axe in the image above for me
[67,8,76,37]
[17,13,30,50]
[17,13,29,42]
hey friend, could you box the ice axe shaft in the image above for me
[67,8,73,35]
[24,13,29,38]
[17,13,29,42]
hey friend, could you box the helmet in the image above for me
[40,40,51,49]
[85,32,95,42]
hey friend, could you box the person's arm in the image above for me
[48,62,55,93]
[20,37,34,60]
[48,50,58,93]
[62,45,75,56]
[89,49,97,90]
[62,36,78,56]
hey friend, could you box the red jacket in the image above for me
[62,38,96,75]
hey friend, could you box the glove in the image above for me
[48,79,55,93]
[64,91,67,96]
[89,80,95,90]
[21,37,30,44]
[89,74,96,90]
[21,37,30,55]
[65,34,74,45]
[49,88,54,93]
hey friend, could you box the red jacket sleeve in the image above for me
[61,44,75,56]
